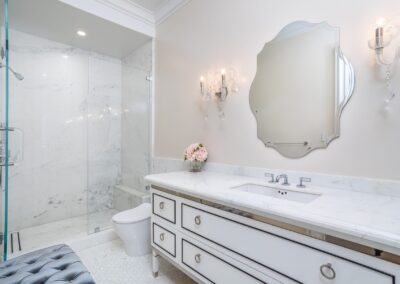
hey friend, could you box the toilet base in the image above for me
[112,209,151,257]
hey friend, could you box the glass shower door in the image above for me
[0,0,9,261]
[0,0,24,260]
[87,58,152,234]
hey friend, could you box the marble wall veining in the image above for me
[6,29,123,231]
[121,41,152,193]
[87,54,122,220]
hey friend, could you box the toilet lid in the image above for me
[112,203,151,224]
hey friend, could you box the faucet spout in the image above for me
[276,174,290,186]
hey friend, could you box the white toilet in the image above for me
[112,203,152,256]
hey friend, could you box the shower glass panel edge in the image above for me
[1,0,9,261]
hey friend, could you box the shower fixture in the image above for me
[0,62,24,81]
[0,47,24,81]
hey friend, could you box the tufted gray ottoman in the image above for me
[0,244,95,284]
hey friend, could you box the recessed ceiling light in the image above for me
[77,30,86,37]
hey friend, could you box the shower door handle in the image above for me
[0,124,23,166]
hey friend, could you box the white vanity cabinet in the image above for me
[150,186,400,284]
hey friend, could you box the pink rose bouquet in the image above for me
[184,143,208,171]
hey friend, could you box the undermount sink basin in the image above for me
[231,183,320,204]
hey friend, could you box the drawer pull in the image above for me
[194,215,201,225]
[159,201,165,209]
[194,253,201,264]
[320,263,336,280]
[159,233,165,241]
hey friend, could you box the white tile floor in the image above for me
[77,239,196,284]
[9,209,118,256]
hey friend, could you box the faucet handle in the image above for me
[297,177,311,188]
[265,173,276,183]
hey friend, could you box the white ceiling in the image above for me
[6,0,152,59]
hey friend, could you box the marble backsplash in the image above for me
[151,158,400,198]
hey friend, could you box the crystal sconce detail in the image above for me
[199,68,239,118]
[368,16,400,105]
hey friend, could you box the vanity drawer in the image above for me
[182,239,278,284]
[181,203,394,284]
[152,193,176,224]
[152,223,176,257]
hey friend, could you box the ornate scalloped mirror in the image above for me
[249,21,354,158]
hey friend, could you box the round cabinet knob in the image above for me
[159,201,164,209]
[159,233,165,241]
[194,215,201,225]
[194,254,201,264]
[320,263,336,280]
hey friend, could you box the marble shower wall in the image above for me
[7,29,122,231]
[87,54,122,217]
[121,41,152,192]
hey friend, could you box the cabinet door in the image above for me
[182,239,283,284]
[152,193,176,224]
[152,223,176,257]
[181,203,395,284]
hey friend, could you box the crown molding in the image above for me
[59,0,191,37]
[155,0,192,25]
[96,0,154,24]
[59,0,155,36]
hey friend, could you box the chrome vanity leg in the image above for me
[152,249,159,278]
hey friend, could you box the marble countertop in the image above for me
[145,171,400,255]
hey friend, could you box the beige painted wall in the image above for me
[154,0,400,180]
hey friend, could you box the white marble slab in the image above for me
[87,53,122,222]
[121,42,152,193]
[145,170,400,255]
[152,158,400,198]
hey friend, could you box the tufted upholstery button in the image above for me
[0,244,95,284]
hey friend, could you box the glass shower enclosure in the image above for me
[0,0,9,261]
[0,0,152,260]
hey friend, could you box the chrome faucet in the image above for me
[297,177,311,188]
[276,174,290,186]
[264,173,276,183]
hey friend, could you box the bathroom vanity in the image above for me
[146,171,400,284]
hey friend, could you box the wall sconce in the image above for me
[368,16,400,104]
[200,67,239,101]
[199,68,239,118]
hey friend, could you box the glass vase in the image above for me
[189,160,204,172]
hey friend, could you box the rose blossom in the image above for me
[184,143,208,162]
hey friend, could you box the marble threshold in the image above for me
[9,209,118,258]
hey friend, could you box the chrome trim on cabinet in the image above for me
[151,185,400,266]
[180,202,395,284]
